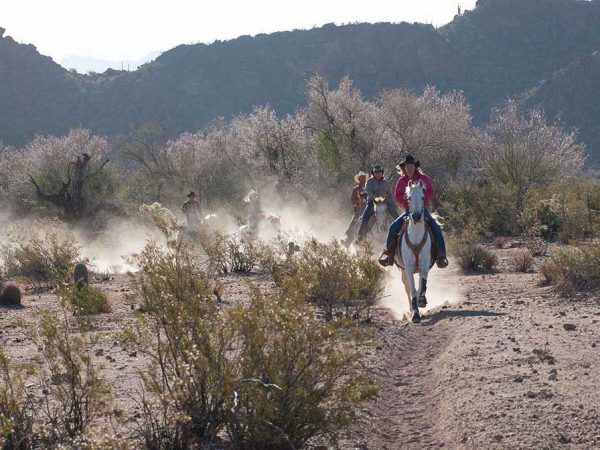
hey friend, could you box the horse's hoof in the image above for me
[412,313,421,324]
[418,297,427,308]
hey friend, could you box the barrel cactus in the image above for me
[0,284,22,306]
[73,262,89,288]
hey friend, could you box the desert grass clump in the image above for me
[0,347,35,449]
[493,236,509,249]
[0,284,22,307]
[1,222,82,287]
[510,248,534,273]
[540,244,600,296]
[449,229,498,272]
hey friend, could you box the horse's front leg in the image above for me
[417,273,428,308]
[404,267,421,323]
[418,246,432,309]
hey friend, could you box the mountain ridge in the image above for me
[1,0,599,165]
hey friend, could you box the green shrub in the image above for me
[32,308,110,444]
[270,239,385,322]
[523,233,549,257]
[0,347,35,449]
[439,179,517,235]
[519,200,562,240]
[59,284,110,316]
[205,233,261,274]
[540,244,600,296]
[126,240,375,449]
[1,223,82,286]
[226,288,376,449]
[449,229,498,272]
[126,242,234,448]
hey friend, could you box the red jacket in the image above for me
[351,184,366,207]
[394,172,434,210]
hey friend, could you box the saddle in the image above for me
[393,218,438,271]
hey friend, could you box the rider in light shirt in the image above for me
[356,165,400,243]
[378,154,448,268]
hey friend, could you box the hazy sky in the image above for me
[1,0,477,62]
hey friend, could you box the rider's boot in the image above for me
[378,237,397,267]
[436,253,449,269]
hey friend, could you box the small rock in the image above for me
[128,351,137,358]
[514,376,524,383]
[592,342,596,348]
[375,345,383,351]
[563,323,576,331]
[94,349,104,356]
[525,391,537,398]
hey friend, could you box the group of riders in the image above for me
[342,154,448,269]
[180,153,448,269]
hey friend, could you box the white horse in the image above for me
[365,196,394,246]
[394,181,433,323]
[239,213,281,243]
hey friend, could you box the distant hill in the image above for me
[525,50,600,165]
[60,51,162,74]
[0,0,599,165]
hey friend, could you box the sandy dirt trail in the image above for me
[343,247,600,449]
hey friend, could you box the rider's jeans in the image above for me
[357,200,399,240]
[386,208,446,255]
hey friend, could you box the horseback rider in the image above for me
[342,171,368,246]
[181,191,201,234]
[244,189,263,232]
[356,165,400,243]
[378,155,448,268]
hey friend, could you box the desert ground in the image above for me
[1,238,598,449]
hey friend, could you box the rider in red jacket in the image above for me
[378,154,448,268]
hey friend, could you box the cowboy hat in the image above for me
[353,170,368,183]
[371,165,384,174]
[243,189,259,203]
[396,154,421,173]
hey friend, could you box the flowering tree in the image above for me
[1,129,113,220]
[306,75,382,185]
[377,87,473,186]
[477,101,586,210]
[232,106,314,200]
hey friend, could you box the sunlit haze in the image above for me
[1,0,476,71]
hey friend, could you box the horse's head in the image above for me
[406,181,425,222]
[373,197,388,228]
